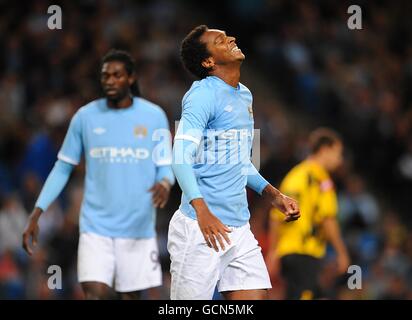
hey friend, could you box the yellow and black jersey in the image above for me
[271,160,337,259]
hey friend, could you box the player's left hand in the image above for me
[149,179,171,208]
[272,192,300,222]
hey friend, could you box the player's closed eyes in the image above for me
[215,34,225,45]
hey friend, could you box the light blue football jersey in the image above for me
[58,97,173,238]
[175,76,256,226]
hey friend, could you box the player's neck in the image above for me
[211,66,241,88]
[107,95,133,109]
[307,156,327,172]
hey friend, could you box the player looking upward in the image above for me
[168,25,300,300]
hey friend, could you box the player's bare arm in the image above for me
[191,198,231,252]
[22,207,42,256]
[323,217,350,274]
[263,184,300,222]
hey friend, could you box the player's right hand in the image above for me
[22,209,42,256]
[336,252,350,274]
[191,198,232,252]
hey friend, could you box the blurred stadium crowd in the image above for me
[0,0,411,299]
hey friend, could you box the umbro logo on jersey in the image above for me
[224,105,233,112]
[93,127,106,135]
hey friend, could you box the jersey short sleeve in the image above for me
[318,179,338,218]
[174,88,215,145]
[58,111,83,165]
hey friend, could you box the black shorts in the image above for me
[280,254,321,300]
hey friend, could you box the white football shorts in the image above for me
[167,210,272,300]
[77,232,162,292]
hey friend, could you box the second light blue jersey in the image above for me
[58,97,174,238]
[175,76,256,226]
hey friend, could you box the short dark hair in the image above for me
[101,49,140,96]
[180,25,212,79]
[308,127,342,154]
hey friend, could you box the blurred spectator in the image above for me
[0,194,27,255]
[339,174,380,231]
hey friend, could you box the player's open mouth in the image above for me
[231,45,241,52]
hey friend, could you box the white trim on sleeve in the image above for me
[174,135,200,145]
[58,152,79,165]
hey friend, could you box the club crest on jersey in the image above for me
[134,126,147,138]
[320,179,334,192]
